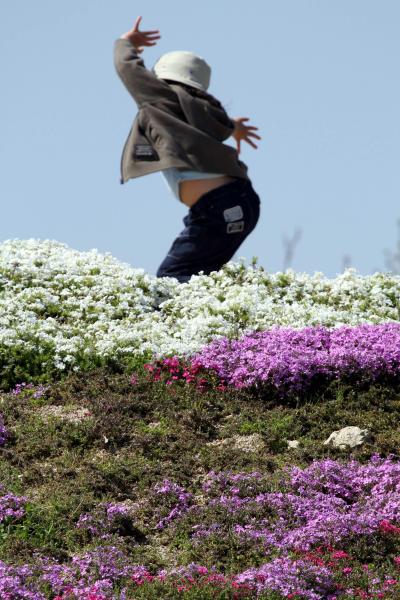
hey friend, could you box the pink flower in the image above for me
[331,550,350,560]
[196,566,208,575]
[379,520,400,534]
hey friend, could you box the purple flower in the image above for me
[154,479,193,529]
[0,414,9,446]
[155,456,400,555]
[192,323,400,396]
[76,502,134,540]
[0,560,45,599]
[235,556,336,599]
[0,486,27,523]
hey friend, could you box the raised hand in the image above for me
[232,117,262,154]
[120,16,161,53]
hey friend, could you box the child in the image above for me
[114,16,262,283]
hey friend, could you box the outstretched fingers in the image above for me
[133,16,142,31]
[132,15,161,37]
[245,138,258,149]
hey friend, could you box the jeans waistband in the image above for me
[190,177,254,213]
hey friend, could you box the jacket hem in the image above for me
[121,156,249,184]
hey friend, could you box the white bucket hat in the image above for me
[152,51,211,92]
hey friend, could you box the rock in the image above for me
[108,499,139,513]
[324,426,372,449]
[206,433,265,453]
[206,438,229,448]
[287,440,300,449]
[37,405,92,425]
[232,434,265,453]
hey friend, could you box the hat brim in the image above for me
[154,71,207,92]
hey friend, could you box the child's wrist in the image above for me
[120,33,137,47]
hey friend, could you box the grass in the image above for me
[0,366,399,597]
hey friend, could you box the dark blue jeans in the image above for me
[156,177,261,283]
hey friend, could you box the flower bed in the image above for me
[141,323,400,399]
[1,239,399,388]
[191,323,400,397]
[0,456,400,597]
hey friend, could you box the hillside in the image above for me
[0,240,399,599]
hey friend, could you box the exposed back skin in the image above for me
[179,176,238,207]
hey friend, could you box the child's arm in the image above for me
[114,16,177,107]
[230,117,262,154]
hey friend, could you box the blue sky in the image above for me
[1,0,399,276]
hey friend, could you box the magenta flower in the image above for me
[192,323,400,396]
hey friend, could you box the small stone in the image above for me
[232,433,265,453]
[37,405,92,425]
[324,426,372,449]
[206,433,265,453]
[91,449,109,462]
[109,499,138,513]
[206,438,229,448]
[287,440,300,449]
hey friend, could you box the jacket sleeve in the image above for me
[114,38,178,107]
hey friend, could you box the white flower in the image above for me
[0,240,399,370]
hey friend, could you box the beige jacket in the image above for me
[113,39,250,184]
